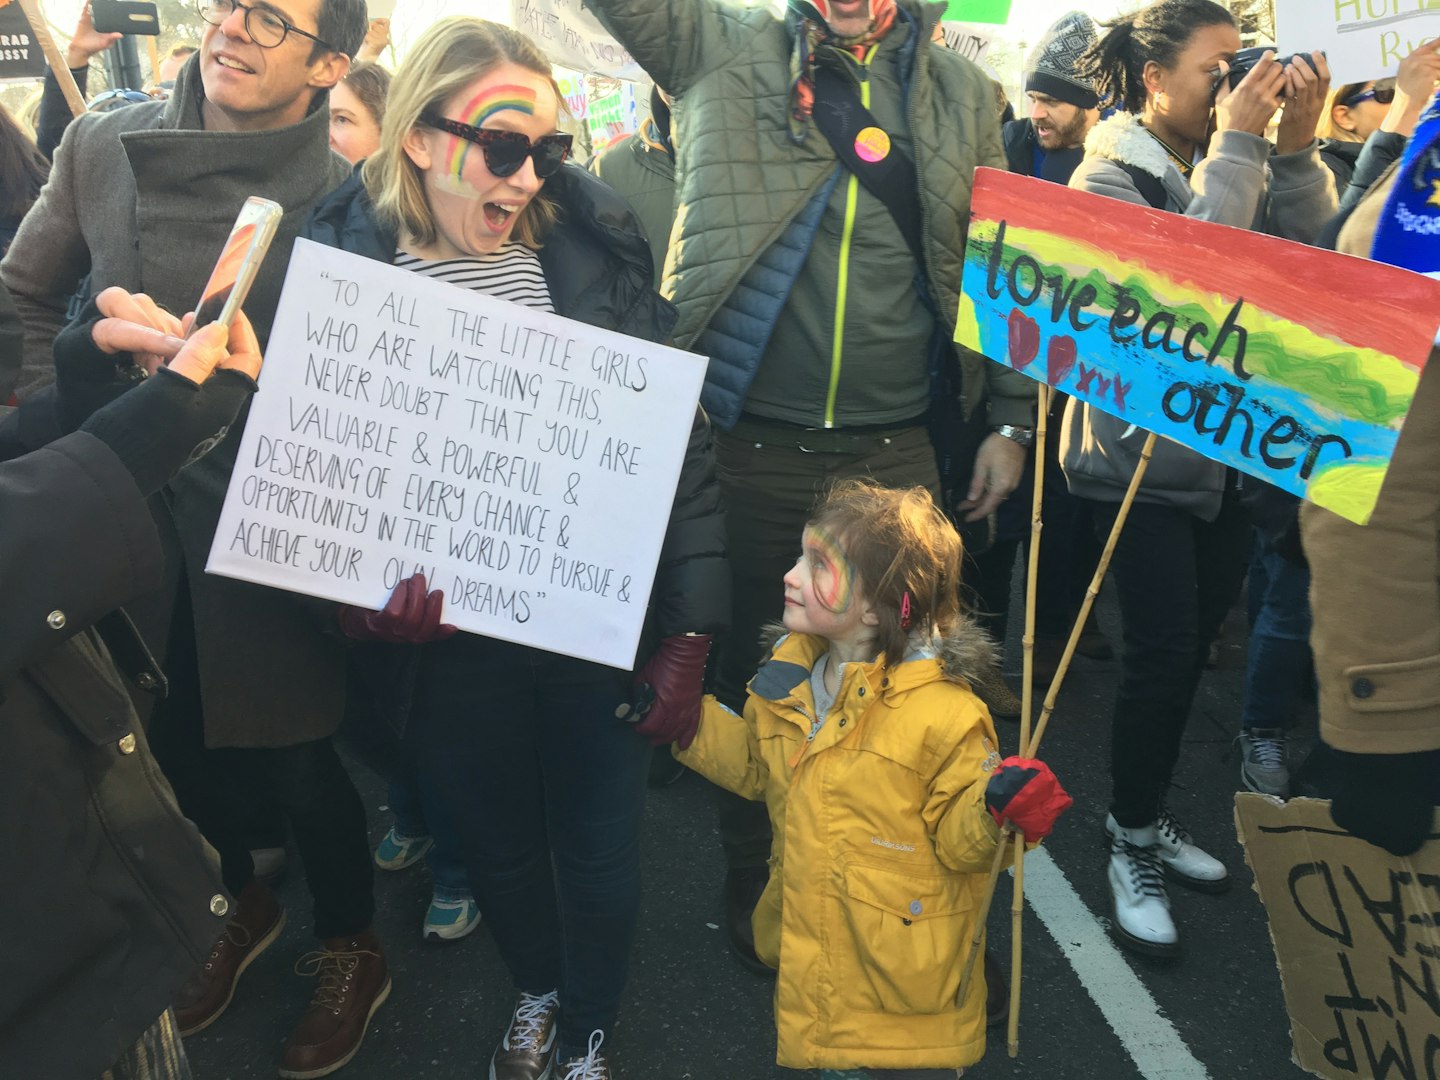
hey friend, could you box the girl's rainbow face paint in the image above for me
[800,525,856,614]
[440,83,538,192]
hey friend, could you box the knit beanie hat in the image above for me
[1024,11,1098,109]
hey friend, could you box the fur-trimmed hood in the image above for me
[1082,111,1171,180]
[756,610,998,694]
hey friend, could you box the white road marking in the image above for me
[1018,848,1213,1080]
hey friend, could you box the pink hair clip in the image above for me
[900,591,913,630]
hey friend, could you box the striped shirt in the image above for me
[394,243,554,312]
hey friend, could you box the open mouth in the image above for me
[483,202,515,231]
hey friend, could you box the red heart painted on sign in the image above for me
[1007,310,1040,370]
[1047,335,1078,386]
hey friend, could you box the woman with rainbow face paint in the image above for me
[298,16,729,1080]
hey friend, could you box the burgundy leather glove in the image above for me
[985,757,1073,842]
[337,573,458,644]
[631,633,712,749]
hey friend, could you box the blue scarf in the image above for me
[1371,88,1440,276]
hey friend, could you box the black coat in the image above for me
[302,166,730,661]
[0,282,227,1076]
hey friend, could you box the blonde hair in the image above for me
[362,16,563,251]
[806,481,964,669]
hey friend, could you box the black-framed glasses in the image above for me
[418,111,573,179]
[196,0,335,52]
[1344,86,1396,108]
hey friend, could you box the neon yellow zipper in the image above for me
[823,45,877,430]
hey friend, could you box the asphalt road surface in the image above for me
[185,597,1313,1080]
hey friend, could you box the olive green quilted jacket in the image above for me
[586,0,1036,425]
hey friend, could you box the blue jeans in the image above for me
[416,636,649,1052]
[1242,539,1313,733]
[387,776,471,898]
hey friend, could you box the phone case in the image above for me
[193,197,284,332]
[91,0,161,35]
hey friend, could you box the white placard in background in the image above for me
[938,22,997,67]
[367,0,397,18]
[510,0,643,80]
[1276,0,1440,85]
[206,239,706,669]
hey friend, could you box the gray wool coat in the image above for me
[1,56,354,747]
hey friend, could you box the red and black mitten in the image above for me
[985,757,1073,842]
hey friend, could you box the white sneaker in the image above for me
[1239,728,1290,799]
[1106,821,1179,958]
[1153,809,1230,893]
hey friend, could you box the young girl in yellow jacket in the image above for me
[679,480,1072,1078]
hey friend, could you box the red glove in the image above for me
[631,634,712,749]
[985,757,1072,842]
[337,573,458,644]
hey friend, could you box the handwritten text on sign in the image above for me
[511,0,642,80]
[1235,795,1440,1080]
[206,239,706,669]
[1276,0,1440,85]
[956,169,1440,525]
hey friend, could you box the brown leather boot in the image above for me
[278,929,390,1079]
[174,878,285,1036]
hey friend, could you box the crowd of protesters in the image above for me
[1,0,1438,1078]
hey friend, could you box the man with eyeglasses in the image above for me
[0,4,386,1078]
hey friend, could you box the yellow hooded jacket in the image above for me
[679,624,1006,1071]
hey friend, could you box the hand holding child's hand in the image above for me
[985,757,1072,842]
[633,633,712,749]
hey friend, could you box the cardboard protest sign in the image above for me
[0,2,46,81]
[956,168,1440,525]
[207,240,707,669]
[1276,0,1440,86]
[938,22,997,67]
[511,0,642,80]
[1234,794,1440,1080]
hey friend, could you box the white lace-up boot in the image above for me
[1106,821,1179,957]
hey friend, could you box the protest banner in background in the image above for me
[1276,0,1440,85]
[942,0,1010,25]
[511,0,642,80]
[207,240,707,669]
[0,1,46,81]
[1234,794,1440,1080]
[956,169,1440,525]
[938,22,997,67]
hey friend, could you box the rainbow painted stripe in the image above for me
[803,524,856,614]
[446,84,537,179]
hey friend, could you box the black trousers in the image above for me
[712,419,940,869]
[1090,490,1251,826]
[146,591,374,939]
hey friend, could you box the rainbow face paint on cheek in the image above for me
[447,84,537,181]
[802,526,856,613]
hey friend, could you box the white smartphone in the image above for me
[191,196,283,334]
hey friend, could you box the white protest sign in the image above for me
[511,0,643,80]
[938,22,998,67]
[206,239,706,669]
[1276,0,1440,85]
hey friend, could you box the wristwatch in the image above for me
[991,424,1036,449]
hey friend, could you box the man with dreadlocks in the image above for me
[587,0,1035,993]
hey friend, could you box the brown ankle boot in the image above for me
[174,878,285,1036]
[279,929,390,1079]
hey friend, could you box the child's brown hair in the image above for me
[806,480,963,666]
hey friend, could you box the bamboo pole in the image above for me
[956,384,1047,1012]
[1026,431,1158,761]
[1007,383,1048,1057]
[18,0,86,117]
[958,428,1161,1031]
[145,35,159,86]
